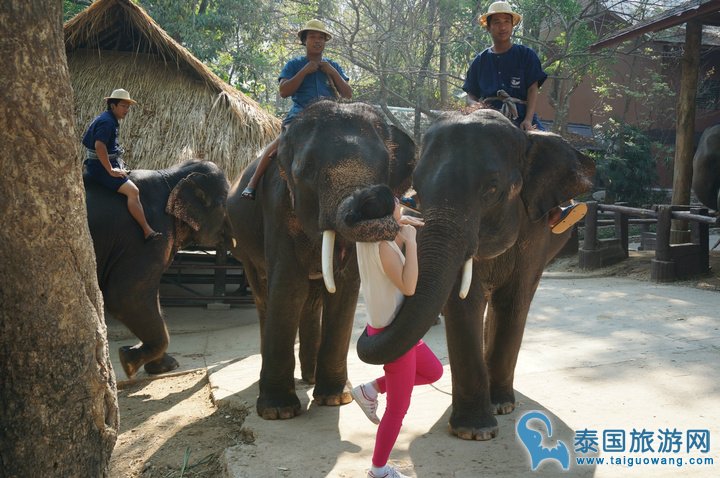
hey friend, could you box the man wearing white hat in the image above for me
[463,2,586,233]
[241,19,352,200]
[462,1,546,132]
[82,89,161,242]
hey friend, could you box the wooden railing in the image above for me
[579,201,718,282]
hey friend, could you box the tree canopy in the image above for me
[62,0,686,137]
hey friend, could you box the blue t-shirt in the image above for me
[82,110,120,154]
[279,56,349,123]
[462,44,547,123]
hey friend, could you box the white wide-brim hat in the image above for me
[104,88,137,105]
[479,1,522,27]
[297,19,332,41]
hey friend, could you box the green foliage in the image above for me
[592,120,669,206]
[63,0,90,21]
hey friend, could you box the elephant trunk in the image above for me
[357,214,470,364]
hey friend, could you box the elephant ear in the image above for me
[166,173,211,231]
[386,125,416,195]
[521,131,596,221]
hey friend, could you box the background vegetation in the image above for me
[63,0,684,201]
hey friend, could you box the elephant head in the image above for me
[357,108,595,364]
[692,124,720,212]
[165,161,229,248]
[276,100,415,292]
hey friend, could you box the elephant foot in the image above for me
[491,388,517,415]
[493,400,517,415]
[118,345,143,379]
[143,353,179,375]
[257,393,302,420]
[449,411,499,441]
[312,380,353,406]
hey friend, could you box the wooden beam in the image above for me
[670,19,702,242]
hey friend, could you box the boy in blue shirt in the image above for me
[463,2,586,233]
[82,89,161,242]
[242,19,352,199]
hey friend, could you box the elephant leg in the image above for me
[257,264,309,420]
[241,258,268,346]
[298,281,323,384]
[142,353,179,375]
[312,270,359,407]
[444,282,497,440]
[106,289,173,379]
[484,278,539,415]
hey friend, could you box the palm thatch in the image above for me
[65,0,280,181]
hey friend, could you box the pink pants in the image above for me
[367,325,444,467]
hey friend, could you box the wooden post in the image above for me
[670,20,702,242]
[583,201,598,251]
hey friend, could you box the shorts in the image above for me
[83,158,128,192]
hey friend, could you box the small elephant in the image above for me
[227,100,415,420]
[85,160,229,379]
[357,109,595,440]
[692,124,720,212]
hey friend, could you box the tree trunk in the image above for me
[0,2,118,477]
[670,20,701,241]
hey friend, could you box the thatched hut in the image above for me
[64,0,280,181]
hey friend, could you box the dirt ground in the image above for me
[108,249,720,477]
[109,371,254,477]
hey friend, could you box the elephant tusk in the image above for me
[322,230,337,294]
[459,258,473,299]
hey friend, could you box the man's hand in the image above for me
[109,167,128,178]
[318,61,336,75]
[303,60,321,74]
[520,119,536,131]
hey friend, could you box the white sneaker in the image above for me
[367,465,411,478]
[350,384,380,424]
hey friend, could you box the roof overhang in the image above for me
[590,0,720,52]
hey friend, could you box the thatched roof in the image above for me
[65,0,280,180]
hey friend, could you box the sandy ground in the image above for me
[107,249,720,477]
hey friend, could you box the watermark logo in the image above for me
[516,411,570,470]
[516,410,715,472]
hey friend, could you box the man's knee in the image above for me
[118,180,140,198]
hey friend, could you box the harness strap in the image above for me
[483,89,526,121]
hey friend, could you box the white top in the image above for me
[356,240,405,329]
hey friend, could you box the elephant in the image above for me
[226,100,415,419]
[85,160,229,379]
[692,124,720,212]
[357,108,595,440]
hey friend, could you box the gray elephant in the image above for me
[226,100,415,419]
[357,109,595,440]
[692,124,720,212]
[85,160,229,379]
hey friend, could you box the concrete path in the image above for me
[108,273,720,477]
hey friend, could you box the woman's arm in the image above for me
[379,225,418,295]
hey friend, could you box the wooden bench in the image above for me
[160,247,253,306]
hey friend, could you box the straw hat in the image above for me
[479,1,522,27]
[104,88,137,105]
[297,19,332,41]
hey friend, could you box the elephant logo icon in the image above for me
[516,411,570,471]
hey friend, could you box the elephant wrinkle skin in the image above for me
[85,160,229,379]
[357,108,595,441]
[692,124,720,212]
[226,100,416,420]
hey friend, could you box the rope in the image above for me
[483,89,526,121]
